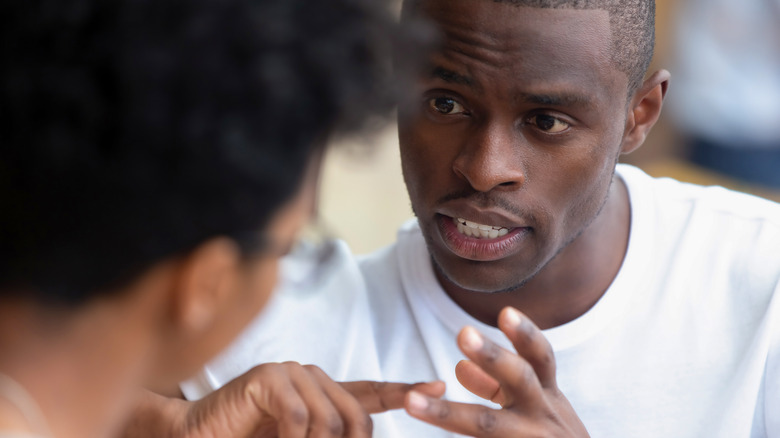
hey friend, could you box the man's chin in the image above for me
[430,255,530,295]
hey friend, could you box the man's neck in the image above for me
[438,177,631,330]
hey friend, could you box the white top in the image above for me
[183,164,780,437]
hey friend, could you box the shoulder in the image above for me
[618,163,780,228]
[618,164,780,301]
[356,219,420,281]
[356,234,405,306]
[355,219,427,324]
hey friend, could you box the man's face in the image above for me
[398,1,631,293]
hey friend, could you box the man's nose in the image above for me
[452,121,525,192]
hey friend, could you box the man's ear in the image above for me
[169,237,242,334]
[620,69,671,155]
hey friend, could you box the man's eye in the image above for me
[428,97,465,115]
[528,114,569,133]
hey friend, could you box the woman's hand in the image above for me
[122,362,445,438]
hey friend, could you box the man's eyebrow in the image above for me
[517,91,593,108]
[431,66,474,87]
[428,67,593,108]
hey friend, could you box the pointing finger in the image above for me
[340,380,446,414]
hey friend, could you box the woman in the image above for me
[0,1,440,437]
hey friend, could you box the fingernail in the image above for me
[504,307,522,328]
[461,326,484,352]
[407,391,429,412]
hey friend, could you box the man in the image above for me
[139,0,780,436]
[0,1,442,437]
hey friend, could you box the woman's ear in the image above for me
[620,69,671,155]
[169,237,242,334]
[139,236,249,389]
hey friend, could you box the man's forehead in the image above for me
[426,6,613,75]
[419,1,611,46]
[406,0,611,16]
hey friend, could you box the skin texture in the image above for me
[398,1,669,436]
[398,1,668,330]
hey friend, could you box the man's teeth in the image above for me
[454,217,510,239]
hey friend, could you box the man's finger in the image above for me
[404,391,512,438]
[454,360,506,406]
[457,325,543,408]
[497,307,557,388]
[340,380,446,414]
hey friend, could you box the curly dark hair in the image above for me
[0,0,412,305]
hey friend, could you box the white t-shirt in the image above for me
[183,165,780,437]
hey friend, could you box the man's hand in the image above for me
[403,307,589,437]
[123,362,445,438]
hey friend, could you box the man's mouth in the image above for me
[436,214,529,262]
[453,217,511,239]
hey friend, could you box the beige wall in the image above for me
[319,123,412,254]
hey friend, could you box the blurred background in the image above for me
[319,0,780,254]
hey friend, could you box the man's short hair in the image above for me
[0,0,411,305]
[404,0,655,95]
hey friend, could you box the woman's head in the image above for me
[0,0,410,387]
